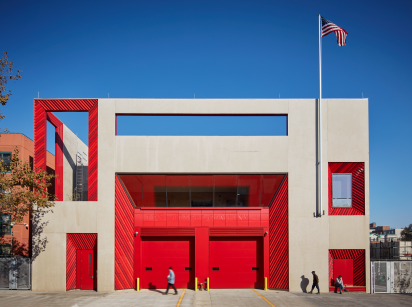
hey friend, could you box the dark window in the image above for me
[1,213,11,235]
[142,175,166,207]
[190,175,213,207]
[0,244,11,256]
[167,175,190,207]
[118,174,286,208]
[214,175,238,207]
[0,152,12,172]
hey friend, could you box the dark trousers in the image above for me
[311,283,320,292]
[165,283,177,294]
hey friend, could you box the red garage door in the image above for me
[209,237,263,288]
[141,237,195,289]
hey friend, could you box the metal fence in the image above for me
[371,261,412,293]
[0,257,31,290]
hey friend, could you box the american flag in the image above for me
[321,16,348,46]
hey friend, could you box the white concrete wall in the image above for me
[62,124,89,201]
[32,98,369,293]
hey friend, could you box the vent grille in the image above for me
[140,227,195,236]
[209,227,264,237]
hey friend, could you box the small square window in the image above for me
[332,174,352,208]
[1,213,11,235]
[0,244,11,256]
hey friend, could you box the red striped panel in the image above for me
[88,102,98,201]
[115,175,134,290]
[329,249,365,286]
[140,227,195,236]
[209,227,264,236]
[328,162,365,215]
[269,175,288,289]
[66,233,97,290]
[34,101,47,172]
[46,112,63,201]
[39,99,97,111]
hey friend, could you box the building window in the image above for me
[1,213,11,235]
[118,174,286,208]
[0,152,12,172]
[332,174,352,208]
[0,244,11,256]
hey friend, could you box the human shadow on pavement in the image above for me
[300,275,309,293]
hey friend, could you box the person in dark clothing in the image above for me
[164,267,178,295]
[309,271,320,294]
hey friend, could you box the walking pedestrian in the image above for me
[334,275,348,294]
[164,267,178,295]
[309,271,320,294]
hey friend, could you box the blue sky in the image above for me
[2,0,411,228]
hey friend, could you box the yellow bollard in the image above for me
[136,278,140,291]
[195,277,198,291]
[207,277,209,291]
[264,277,267,291]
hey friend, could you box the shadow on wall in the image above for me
[31,213,49,260]
[300,275,309,293]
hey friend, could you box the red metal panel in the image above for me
[329,249,365,286]
[209,227,264,236]
[179,210,191,226]
[333,259,353,286]
[143,210,155,226]
[209,237,263,288]
[38,99,97,111]
[88,101,98,201]
[202,210,213,226]
[135,211,143,226]
[269,175,288,290]
[328,162,365,215]
[46,112,63,201]
[213,211,225,226]
[66,233,97,290]
[140,227,195,236]
[237,210,249,227]
[34,102,47,172]
[191,211,202,226]
[195,227,209,287]
[167,210,179,226]
[225,210,237,226]
[141,237,195,289]
[115,175,134,290]
[154,211,167,226]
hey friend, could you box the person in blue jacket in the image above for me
[164,267,178,295]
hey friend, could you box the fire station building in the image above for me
[31,98,370,293]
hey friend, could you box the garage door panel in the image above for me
[142,237,194,289]
[209,237,263,288]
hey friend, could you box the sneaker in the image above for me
[340,292,342,294]
[344,289,348,292]
[308,291,312,294]
[316,292,320,294]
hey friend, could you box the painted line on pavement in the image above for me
[176,289,186,307]
[253,289,275,307]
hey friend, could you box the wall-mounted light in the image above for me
[135,232,138,237]
[264,231,268,236]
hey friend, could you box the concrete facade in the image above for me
[31,99,370,293]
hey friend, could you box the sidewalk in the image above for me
[0,289,411,307]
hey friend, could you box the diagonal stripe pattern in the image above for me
[269,175,288,289]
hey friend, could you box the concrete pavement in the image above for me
[0,289,411,307]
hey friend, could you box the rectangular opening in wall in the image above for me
[116,115,287,136]
[332,174,352,208]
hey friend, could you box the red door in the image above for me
[141,237,195,289]
[209,237,263,288]
[333,259,353,286]
[76,250,97,290]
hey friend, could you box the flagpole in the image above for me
[318,14,322,217]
